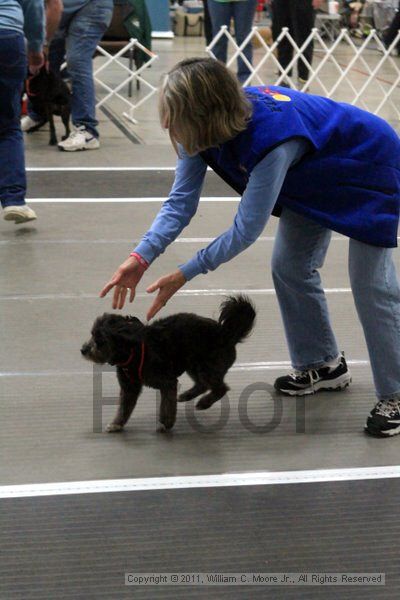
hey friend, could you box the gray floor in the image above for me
[1,479,399,599]
[25,170,234,198]
[1,197,400,487]
[1,34,400,599]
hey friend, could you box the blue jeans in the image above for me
[30,0,113,137]
[0,30,27,209]
[272,208,400,401]
[208,0,257,82]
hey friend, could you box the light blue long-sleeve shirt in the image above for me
[0,0,44,51]
[134,139,310,281]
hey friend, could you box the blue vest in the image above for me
[200,86,400,247]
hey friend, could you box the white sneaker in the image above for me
[3,205,37,224]
[58,126,100,152]
[21,115,46,132]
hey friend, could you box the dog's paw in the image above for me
[157,423,174,433]
[178,391,193,402]
[49,139,57,146]
[196,397,212,410]
[106,422,124,433]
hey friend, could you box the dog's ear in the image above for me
[121,316,144,344]
[110,316,143,346]
[92,314,144,349]
[91,313,114,335]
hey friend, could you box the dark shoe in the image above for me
[274,353,351,396]
[365,399,400,437]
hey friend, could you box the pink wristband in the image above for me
[130,252,149,270]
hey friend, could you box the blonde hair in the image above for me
[159,58,252,155]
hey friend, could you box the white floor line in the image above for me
[25,197,239,203]
[0,236,353,245]
[233,359,369,371]
[0,237,275,245]
[0,360,370,378]
[4,236,400,246]
[27,166,177,172]
[0,288,353,301]
[1,466,400,498]
[178,288,352,295]
[26,167,217,172]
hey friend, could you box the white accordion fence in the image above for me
[94,39,159,124]
[207,25,400,126]
[93,26,400,127]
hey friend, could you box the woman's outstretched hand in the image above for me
[146,270,186,321]
[99,256,146,309]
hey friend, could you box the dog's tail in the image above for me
[218,295,256,346]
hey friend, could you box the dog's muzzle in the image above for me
[80,343,91,356]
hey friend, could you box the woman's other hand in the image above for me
[146,270,186,321]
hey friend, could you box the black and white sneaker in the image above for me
[58,126,100,151]
[274,353,352,396]
[365,399,400,437]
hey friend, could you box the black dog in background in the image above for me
[81,296,256,433]
[25,65,71,146]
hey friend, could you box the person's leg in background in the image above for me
[48,27,68,76]
[383,1,400,55]
[203,0,214,46]
[271,207,340,370]
[0,30,36,223]
[272,0,294,82]
[208,1,233,66]
[22,16,70,133]
[349,239,400,436]
[272,0,297,86]
[292,0,316,83]
[232,0,257,83]
[58,0,113,151]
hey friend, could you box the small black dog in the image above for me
[25,66,71,146]
[81,295,256,433]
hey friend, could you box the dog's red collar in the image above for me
[116,342,145,384]
[118,347,136,368]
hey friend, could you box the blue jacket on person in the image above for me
[201,86,400,248]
